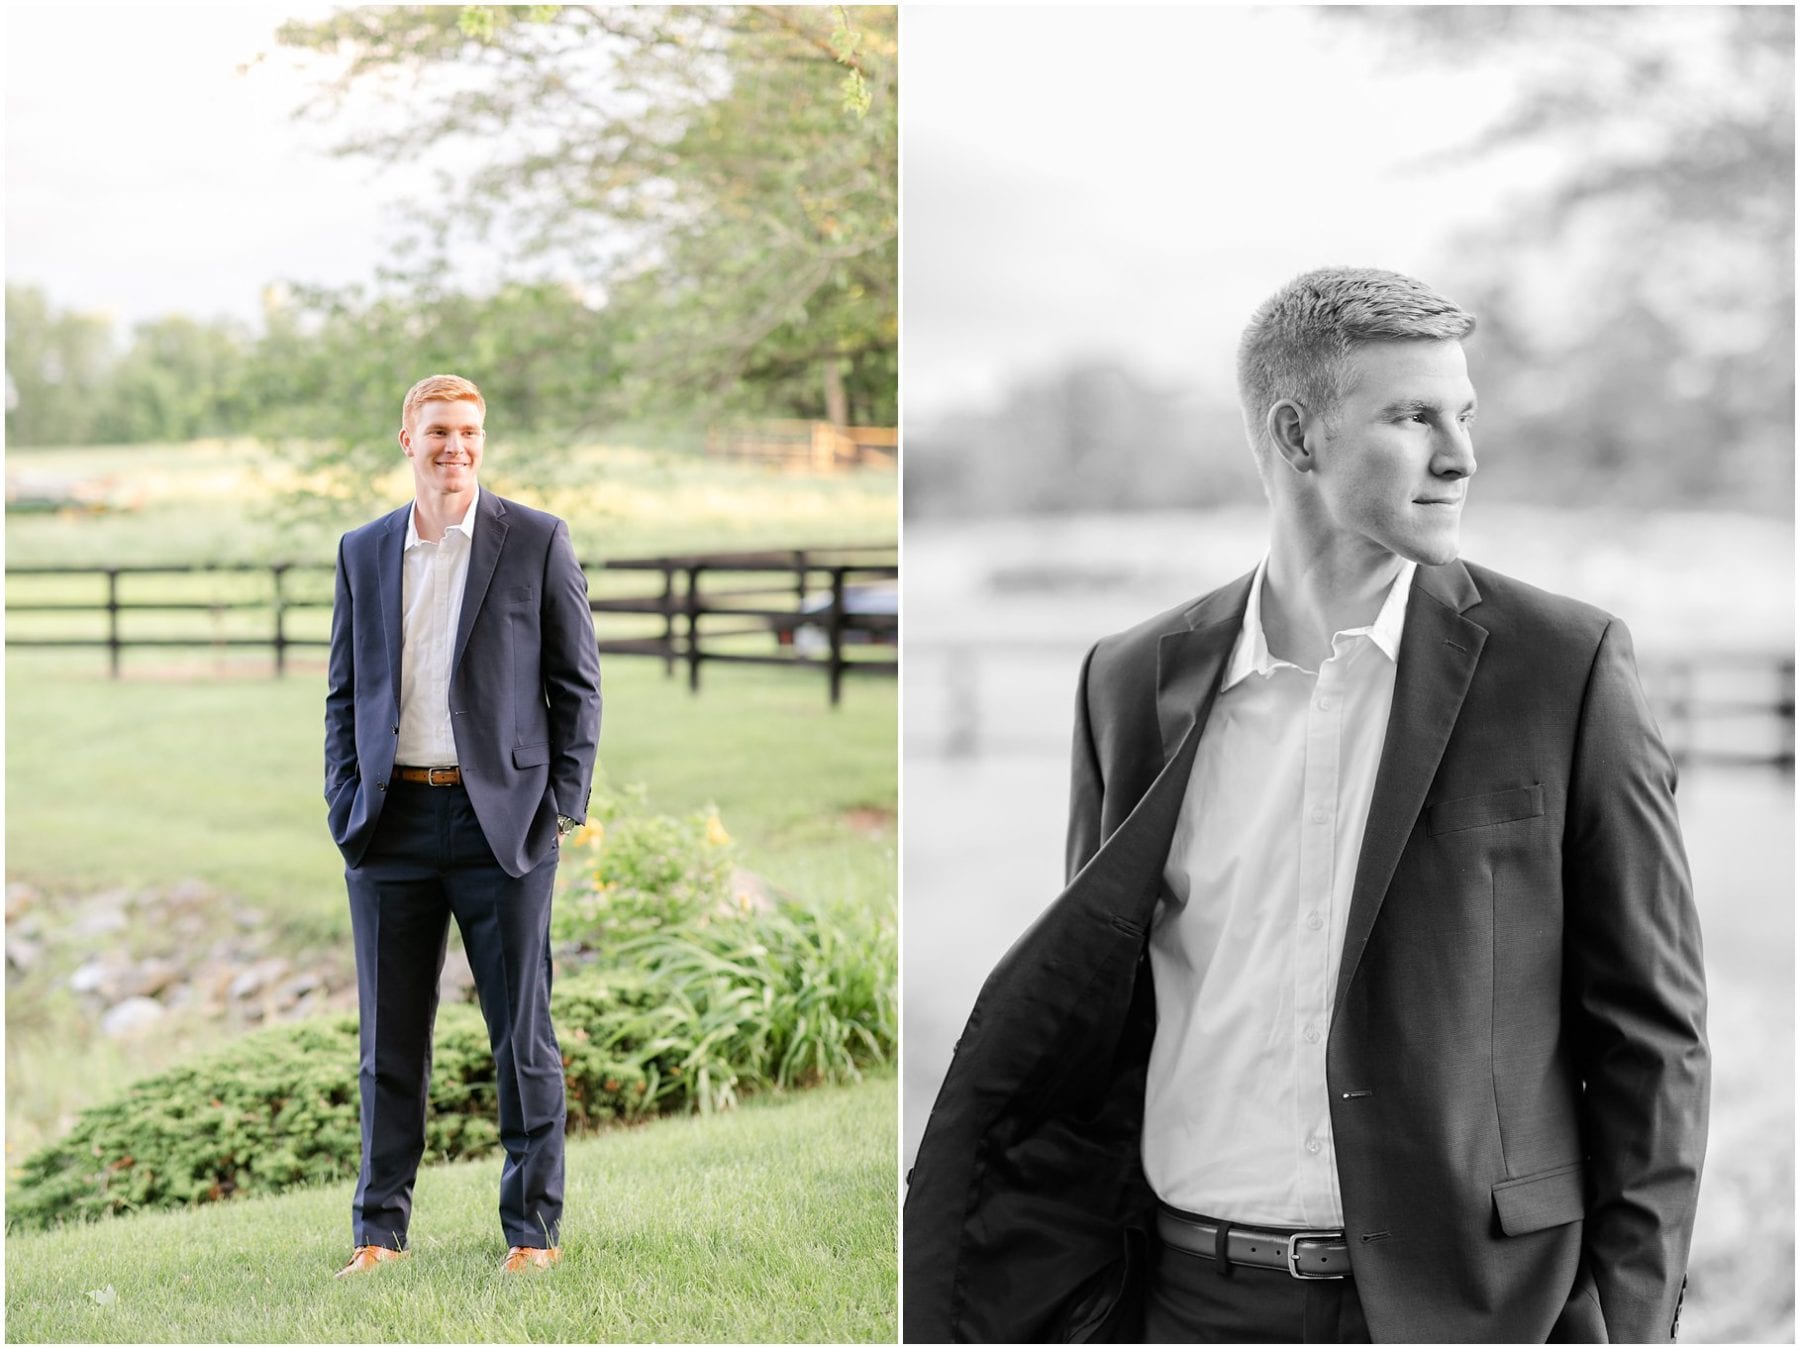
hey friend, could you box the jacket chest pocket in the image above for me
[1427,784,1544,836]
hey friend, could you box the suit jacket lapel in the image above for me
[1154,570,1255,765]
[453,489,508,675]
[376,505,408,715]
[1333,560,1487,1017]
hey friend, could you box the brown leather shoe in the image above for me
[500,1245,562,1273]
[335,1245,409,1277]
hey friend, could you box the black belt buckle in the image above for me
[1285,1231,1345,1280]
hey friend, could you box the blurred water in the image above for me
[902,507,1794,1340]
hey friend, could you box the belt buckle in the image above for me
[1285,1231,1343,1280]
[427,767,456,786]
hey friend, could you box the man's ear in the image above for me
[398,426,414,458]
[1266,399,1314,475]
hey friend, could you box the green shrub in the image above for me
[552,787,736,944]
[10,796,895,1231]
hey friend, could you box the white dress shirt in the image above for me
[1142,556,1416,1227]
[396,488,479,766]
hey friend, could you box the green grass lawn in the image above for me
[4,1072,897,1343]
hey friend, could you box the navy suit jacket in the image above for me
[904,559,1708,1343]
[325,490,602,878]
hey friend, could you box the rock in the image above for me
[283,972,325,1002]
[6,936,42,973]
[167,879,212,907]
[70,902,128,939]
[230,957,289,1001]
[125,957,183,999]
[6,882,39,922]
[101,997,165,1038]
[69,958,116,996]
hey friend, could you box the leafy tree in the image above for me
[273,4,896,444]
[1334,6,1793,511]
[242,271,625,508]
[95,314,255,444]
[5,285,119,447]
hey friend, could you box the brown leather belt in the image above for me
[395,765,462,786]
[1157,1206,1351,1280]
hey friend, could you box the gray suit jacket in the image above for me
[904,559,1708,1342]
[324,490,602,877]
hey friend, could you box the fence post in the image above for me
[106,568,121,678]
[826,566,847,707]
[1779,658,1796,771]
[793,550,808,608]
[945,644,978,758]
[271,564,288,676]
[686,564,703,693]
[661,562,677,678]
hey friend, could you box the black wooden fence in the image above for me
[4,545,897,707]
[908,640,1794,772]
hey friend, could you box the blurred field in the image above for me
[5,438,896,567]
[903,506,1794,1343]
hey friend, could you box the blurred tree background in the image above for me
[906,5,1791,519]
[6,5,897,493]
[1338,5,1793,512]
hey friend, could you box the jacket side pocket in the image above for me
[1493,1161,1585,1236]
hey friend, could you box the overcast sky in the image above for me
[902,6,1558,422]
[6,4,429,333]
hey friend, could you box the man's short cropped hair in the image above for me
[1236,267,1475,477]
[402,374,485,432]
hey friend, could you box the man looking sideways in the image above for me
[905,269,1708,1341]
[325,374,601,1276]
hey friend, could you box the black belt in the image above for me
[1157,1206,1351,1280]
[394,765,462,786]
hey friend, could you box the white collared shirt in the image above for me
[1142,556,1417,1227]
[396,488,480,766]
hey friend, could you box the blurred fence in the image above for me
[909,639,1795,771]
[4,546,897,706]
[705,420,898,471]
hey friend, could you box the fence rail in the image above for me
[5,545,897,706]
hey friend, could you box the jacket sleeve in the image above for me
[1562,617,1709,1342]
[1065,641,1105,883]
[324,534,359,806]
[540,518,602,823]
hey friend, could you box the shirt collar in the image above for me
[404,485,480,551]
[1222,555,1417,690]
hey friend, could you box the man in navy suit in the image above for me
[325,374,601,1276]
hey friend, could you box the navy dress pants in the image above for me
[345,779,565,1251]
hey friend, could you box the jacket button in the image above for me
[391,724,399,735]
[377,780,386,792]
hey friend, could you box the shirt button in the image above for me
[1306,1138,1322,1155]
[1306,912,1324,931]
[1304,1023,1322,1044]
[1316,696,1332,711]
[1311,807,1329,824]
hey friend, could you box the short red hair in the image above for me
[402,374,485,432]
